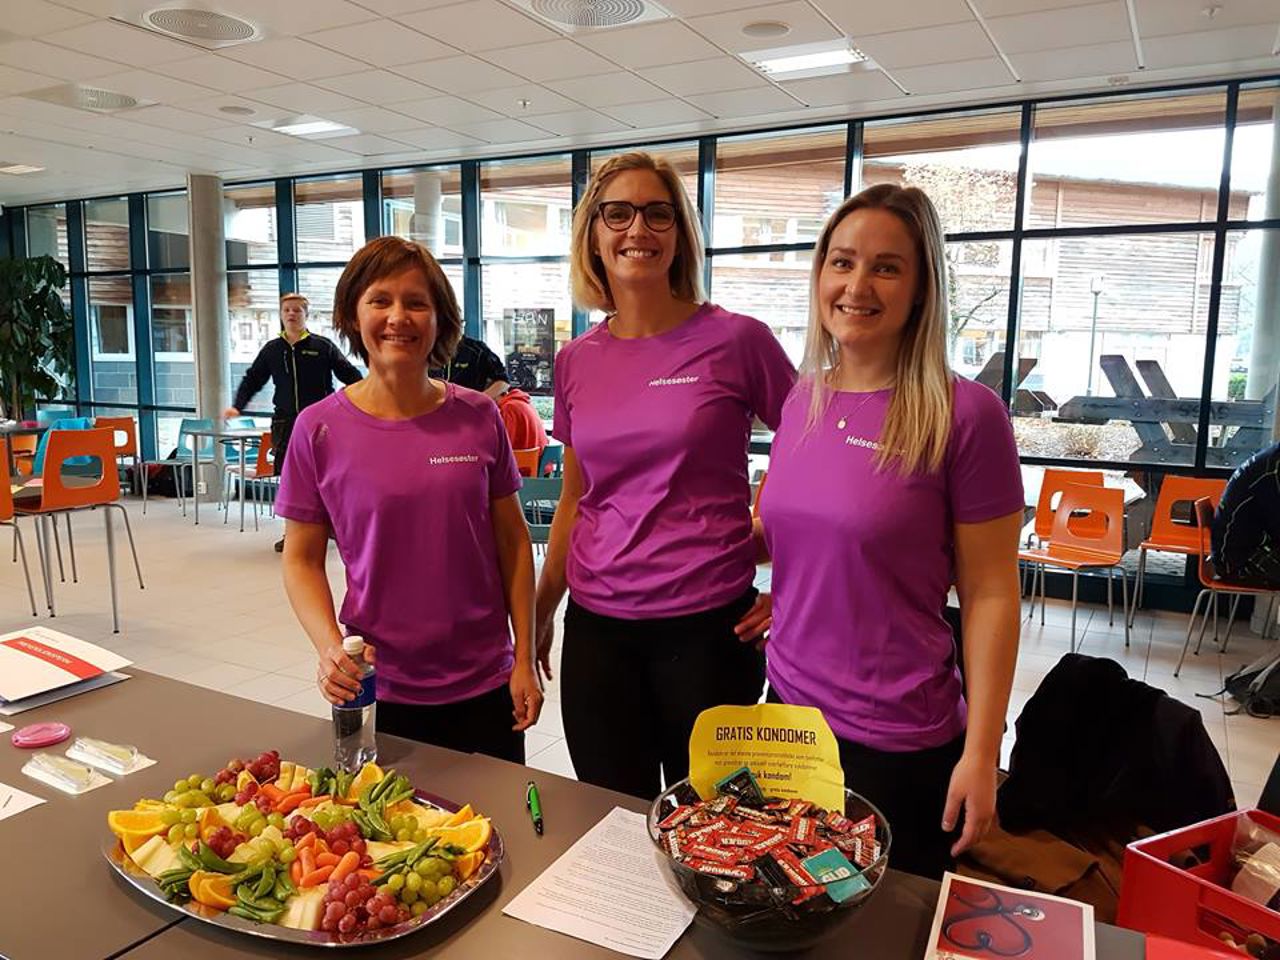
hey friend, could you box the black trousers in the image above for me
[270,414,295,473]
[768,687,963,880]
[377,682,523,764]
[561,588,765,800]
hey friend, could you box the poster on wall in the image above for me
[503,307,555,394]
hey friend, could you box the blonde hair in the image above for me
[570,151,705,312]
[279,293,309,311]
[802,183,953,475]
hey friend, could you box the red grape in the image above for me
[337,914,357,934]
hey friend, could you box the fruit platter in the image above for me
[104,750,503,946]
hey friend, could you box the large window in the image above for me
[26,203,69,273]
[84,197,131,273]
[590,142,700,212]
[1233,83,1279,222]
[481,156,572,258]
[88,276,137,404]
[383,166,463,258]
[711,252,812,366]
[295,176,366,263]
[228,269,281,412]
[225,183,279,267]
[147,193,189,270]
[481,263,570,393]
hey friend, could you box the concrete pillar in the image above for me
[188,173,230,499]
[412,171,444,251]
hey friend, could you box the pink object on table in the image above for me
[11,722,72,748]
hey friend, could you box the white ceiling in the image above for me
[0,0,1277,205]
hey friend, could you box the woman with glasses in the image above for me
[534,152,796,798]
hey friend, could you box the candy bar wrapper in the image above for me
[657,805,696,830]
[719,832,759,847]
[661,831,685,861]
[706,794,739,816]
[786,799,814,818]
[849,814,877,840]
[788,816,817,847]
[671,781,702,806]
[745,830,790,858]
[825,811,855,834]
[715,765,767,806]
[801,848,871,903]
[687,859,755,881]
[686,842,737,864]
[684,817,730,842]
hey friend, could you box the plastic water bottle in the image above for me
[333,636,377,772]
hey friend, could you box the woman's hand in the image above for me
[534,610,555,683]
[942,750,998,857]
[315,641,372,706]
[509,662,544,731]
[733,592,772,650]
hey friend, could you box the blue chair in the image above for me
[32,418,93,475]
[36,407,76,428]
[140,418,216,516]
[517,477,561,553]
[538,444,563,478]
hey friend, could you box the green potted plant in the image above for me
[0,255,74,421]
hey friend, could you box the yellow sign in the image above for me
[687,703,845,811]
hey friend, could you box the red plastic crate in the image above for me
[1118,809,1280,951]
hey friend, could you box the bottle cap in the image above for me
[342,636,365,656]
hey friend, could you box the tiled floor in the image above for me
[2,496,1276,808]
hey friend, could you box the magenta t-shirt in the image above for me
[760,377,1023,751]
[553,303,796,618]
[276,385,522,705]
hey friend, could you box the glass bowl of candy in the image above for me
[647,774,891,952]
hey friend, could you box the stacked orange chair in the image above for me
[93,416,140,495]
[1024,468,1105,620]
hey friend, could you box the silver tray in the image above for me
[103,790,504,948]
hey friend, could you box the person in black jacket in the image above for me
[225,292,362,551]
[429,335,509,398]
[1212,439,1280,588]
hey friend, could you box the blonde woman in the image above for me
[534,152,796,798]
[753,184,1022,878]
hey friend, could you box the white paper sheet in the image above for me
[0,782,45,820]
[0,721,12,733]
[503,807,696,959]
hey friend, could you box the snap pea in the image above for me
[229,903,284,924]
[176,845,202,872]
[197,841,240,874]
[254,863,276,899]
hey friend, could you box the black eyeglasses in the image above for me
[596,200,678,232]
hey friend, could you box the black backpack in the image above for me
[1221,648,1280,718]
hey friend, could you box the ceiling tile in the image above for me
[1144,25,1280,70]
[171,93,285,122]
[464,83,581,116]
[317,132,415,155]
[855,21,995,68]
[485,39,616,81]
[343,0,464,13]
[642,56,766,96]
[814,0,973,37]
[1008,40,1135,82]
[323,105,424,133]
[315,69,440,102]
[200,125,302,150]
[601,98,712,125]
[236,0,378,35]
[546,71,668,106]
[660,0,780,16]
[45,20,196,64]
[684,84,803,116]
[397,0,560,51]
[577,21,723,69]
[394,55,525,93]
[522,108,629,135]
[892,56,1015,94]
[393,94,504,124]
[128,104,232,132]
[986,1,1130,55]
[780,66,902,105]
[151,55,289,93]
[219,38,368,80]
[88,70,217,105]
[1135,0,1280,37]
[6,1,95,36]
[445,116,553,142]
[0,65,61,96]
[239,82,366,115]
[688,1,842,53]
[972,0,1101,14]
[0,39,123,81]
[388,126,486,149]
[304,19,456,65]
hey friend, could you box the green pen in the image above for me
[526,780,543,836]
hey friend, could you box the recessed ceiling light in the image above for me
[744,39,865,79]
[0,163,44,175]
[742,20,790,39]
[219,104,255,116]
[257,115,358,138]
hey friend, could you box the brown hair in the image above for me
[803,183,953,475]
[332,236,462,368]
[279,292,309,311]
[570,151,704,312]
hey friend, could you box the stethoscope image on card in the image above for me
[941,885,1046,958]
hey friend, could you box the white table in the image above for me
[182,426,263,532]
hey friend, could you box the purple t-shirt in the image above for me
[276,385,522,705]
[760,377,1023,751]
[552,303,796,618]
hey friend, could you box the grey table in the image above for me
[182,426,263,531]
[118,751,1147,960]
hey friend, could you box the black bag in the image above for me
[1222,648,1280,718]
[146,449,194,498]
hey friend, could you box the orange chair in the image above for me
[15,428,144,632]
[1023,468,1106,610]
[222,432,275,530]
[1128,475,1227,628]
[93,416,140,495]
[1019,483,1130,651]
[10,434,37,476]
[513,448,540,478]
[751,471,768,519]
[1,440,37,616]
[1175,498,1278,677]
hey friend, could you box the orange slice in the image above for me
[453,852,485,882]
[430,818,491,853]
[195,874,237,910]
[344,762,384,802]
[443,804,473,827]
[197,806,229,842]
[108,809,168,852]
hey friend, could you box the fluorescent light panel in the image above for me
[744,39,866,79]
[0,163,44,175]
[253,115,359,139]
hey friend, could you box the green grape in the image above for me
[187,774,203,789]
[410,901,428,918]
[217,784,236,802]
[267,812,285,829]
[386,873,405,893]
[234,810,255,831]
[279,844,297,864]
[437,876,456,897]
[179,809,197,824]
[174,779,190,793]
[248,820,265,838]
[163,790,179,804]
[312,810,331,831]
[160,808,181,827]
[184,823,199,839]
[411,829,427,844]
[199,778,215,795]
[400,886,419,905]
[394,828,411,842]
[388,815,404,834]
[167,824,185,844]
[404,872,422,893]
[418,879,437,902]
[414,860,434,878]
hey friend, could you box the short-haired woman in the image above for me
[278,236,542,762]
[535,152,796,798]
[754,184,1023,878]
